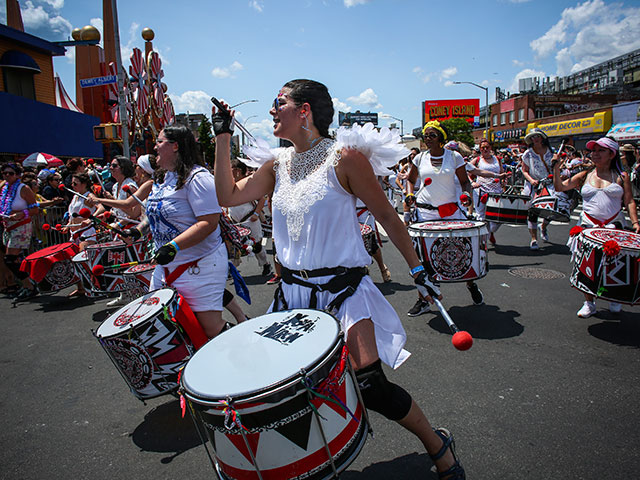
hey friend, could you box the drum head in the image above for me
[72,251,88,262]
[96,288,175,338]
[182,309,340,401]
[124,263,155,274]
[582,228,640,252]
[411,220,485,231]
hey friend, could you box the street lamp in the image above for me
[240,115,257,145]
[452,81,489,142]
[381,114,403,136]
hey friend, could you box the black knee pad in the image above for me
[223,288,234,307]
[253,242,263,254]
[4,254,28,280]
[355,359,412,421]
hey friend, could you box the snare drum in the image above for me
[360,223,376,256]
[95,288,207,400]
[485,193,530,225]
[20,242,79,292]
[570,228,640,305]
[408,220,489,282]
[85,240,149,293]
[181,309,367,480]
[123,263,155,299]
[529,185,572,222]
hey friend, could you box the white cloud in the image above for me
[441,66,458,79]
[249,0,264,12]
[509,68,547,93]
[168,90,212,115]
[346,88,382,109]
[211,61,244,79]
[512,59,525,67]
[43,0,65,8]
[530,0,640,76]
[344,0,371,6]
[444,80,454,87]
[413,66,433,83]
[21,0,72,38]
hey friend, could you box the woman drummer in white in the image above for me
[471,139,504,244]
[214,80,465,480]
[553,136,639,318]
[405,121,485,316]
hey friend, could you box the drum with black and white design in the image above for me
[408,220,489,282]
[181,309,367,480]
[485,193,530,225]
[95,288,207,400]
[570,228,640,305]
[84,240,149,293]
[529,184,573,223]
[123,263,155,299]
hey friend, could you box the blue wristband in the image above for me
[170,240,180,252]
[410,265,424,276]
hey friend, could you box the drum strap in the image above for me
[583,211,620,228]
[164,259,200,286]
[4,217,31,232]
[273,266,369,313]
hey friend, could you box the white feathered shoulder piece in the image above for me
[241,138,283,169]
[336,122,409,176]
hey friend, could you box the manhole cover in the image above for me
[508,267,566,279]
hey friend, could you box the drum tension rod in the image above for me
[227,395,264,480]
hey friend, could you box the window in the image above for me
[509,111,515,123]
[493,114,498,126]
[518,108,525,122]
[3,69,36,100]
[500,113,506,125]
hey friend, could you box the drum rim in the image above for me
[580,228,640,252]
[96,287,178,338]
[85,239,146,250]
[181,309,344,406]
[408,219,487,231]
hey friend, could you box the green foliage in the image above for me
[197,117,215,167]
[441,118,475,148]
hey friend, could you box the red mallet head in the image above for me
[42,223,51,231]
[87,158,95,165]
[423,177,432,186]
[102,211,112,220]
[78,207,92,219]
[58,184,66,191]
[480,193,489,204]
[55,224,62,231]
[122,184,131,193]
[92,265,105,276]
[452,331,473,351]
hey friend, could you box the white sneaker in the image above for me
[609,302,622,313]
[539,225,549,242]
[107,295,127,307]
[530,240,539,250]
[577,301,596,318]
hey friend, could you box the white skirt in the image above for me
[270,273,410,370]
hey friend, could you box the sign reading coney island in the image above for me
[422,99,480,125]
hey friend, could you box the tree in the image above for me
[197,117,215,168]
[441,118,475,148]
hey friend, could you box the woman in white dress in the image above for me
[213,80,465,479]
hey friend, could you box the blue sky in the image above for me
[2,0,640,144]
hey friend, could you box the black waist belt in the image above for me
[415,202,438,210]
[273,265,369,314]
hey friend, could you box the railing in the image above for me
[29,206,68,253]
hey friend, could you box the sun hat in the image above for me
[586,137,619,153]
[524,128,548,145]
[620,143,635,152]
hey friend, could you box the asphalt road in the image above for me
[1,212,639,480]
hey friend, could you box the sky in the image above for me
[2,0,640,145]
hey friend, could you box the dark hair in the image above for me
[479,139,492,149]
[113,156,136,178]
[46,173,60,184]
[231,158,248,175]
[66,157,84,172]
[2,162,22,175]
[411,147,420,154]
[282,79,334,138]
[72,172,91,187]
[160,125,204,189]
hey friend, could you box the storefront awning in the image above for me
[607,122,640,142]
[527,111,612,138]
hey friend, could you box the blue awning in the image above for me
[0,50,41,72]
[607,122,640,142]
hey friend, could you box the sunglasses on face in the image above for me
[424,133,439,139]
[110,163,120,169]
[2,171,16,176]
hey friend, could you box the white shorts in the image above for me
[150,244,228,312]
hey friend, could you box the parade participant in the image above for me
[396,149,418,225]
[356,196,391,282]
[226,157,273,278]
[213,80,464,480]
[471,139,504,245]
[64,173,97,298]
[1,163,39,300]
[41,173,65,202]
[406,121,484,316]
[521,128,553,249]
[127,125,228,339]
[553,137,639,317]
[93,156,141,221]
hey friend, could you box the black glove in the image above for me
[414,270,441,299]
[212,111,234,136]
[122,228,142,241]
[155,242,178,265]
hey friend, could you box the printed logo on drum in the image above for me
[108,251,126,264]
[141,296,160,306]
[113,313,142,327]
[256,313,317,345]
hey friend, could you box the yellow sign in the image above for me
[527,111,612,137]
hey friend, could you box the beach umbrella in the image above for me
[22,152,64,168]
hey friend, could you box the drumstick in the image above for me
[58,184,89,201]
[120,184,146,207]
[92,260,152,276]
[432,298,473,351]
[211,97,258,144]
[74,208,128,236]
[102,210,141,225]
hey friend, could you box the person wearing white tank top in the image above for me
[214,80,466,480]
[553,136,639,318]
[471,139,504,244]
